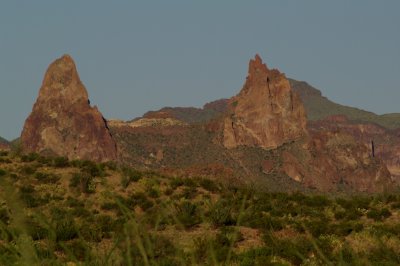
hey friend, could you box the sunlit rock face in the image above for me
[223,55,307,149]
[21,55,117,162]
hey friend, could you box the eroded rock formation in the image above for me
[223,55,307,149]
[21,55,117,161]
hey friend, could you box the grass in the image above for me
[0,151,400,265]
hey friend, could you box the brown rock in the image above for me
[261,160,274,174]
[305,130,393,192]
[223,55,307,149]
[309,117,400,185]
[21,55,117,162]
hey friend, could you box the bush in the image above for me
[52,156,69,168]
[199,178,219,192]
[27,220,48,240]
[0,208,9,224]
[101,202,119,211]
[0,168,6,176]
[20,164,37,175]
[21,153,39,162]
[180,186,197,199]
[69,172,96,194]
[34,172,60,184]
[147,187,160,198]
[55,219,78,241]
[175,201,200,229]
[170,177,184,189]
[120,167,142,188]
[62,239,92,261]
[65,197,84,208]
[208,199,235,227]
[71,160,105,177]
[263,234,314,265]
[333,221,364,236]
[128,192,153,211]
[367,208,392,221]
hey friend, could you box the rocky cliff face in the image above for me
[309,115,400,184]
[223,55,307,149]
[21,55,117,162]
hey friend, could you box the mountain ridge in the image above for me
[289,79,400,129]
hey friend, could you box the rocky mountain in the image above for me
[290,79,400,129]
[110,55,393,193]
[222,55,307,149]
[21,55,117,162]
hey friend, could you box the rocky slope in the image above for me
[21,55,117,162]
[309,115,400,183]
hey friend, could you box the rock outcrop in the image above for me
[309,115,400,184]
[21,55,117,162]
[223,55,307,149]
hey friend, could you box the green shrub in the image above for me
[333,221,364,236]
[263,234,314,265]
[208,199,235,227]
[182,178,197,188]
[101,202,119,211]
[52,156,69,168]
[80,222,102,243]
[199,178,219,192]
[27,220,48,240]
[20,164,37,175]
[21,153,39,162]
[367,208,392,221]
[0,168,7,176]
[0,208,9,224]
[34,172,60,184]
[170,177,184,189]
[55,219,78,241]
[69,172,96,194]
[120,167,142,188]
[63,239,92,261]
[175,201,200,229]
[65,197,84,208]
[180,186,197,199]
[128,192,153,211]
[147,187,160,198]
[71,206,92,218]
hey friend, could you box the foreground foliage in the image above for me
[0,151,400,265]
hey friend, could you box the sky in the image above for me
[1,1,399,140]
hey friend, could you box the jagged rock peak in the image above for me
[21,54,117,162]
[38,54,88,104]
[223,54,307,149]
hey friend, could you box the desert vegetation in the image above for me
[0,151,400,265]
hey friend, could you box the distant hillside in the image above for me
[290,79,400,129]
[0,136,9,149]
[139,99,229,124]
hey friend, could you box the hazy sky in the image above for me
[1,1,399,140]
